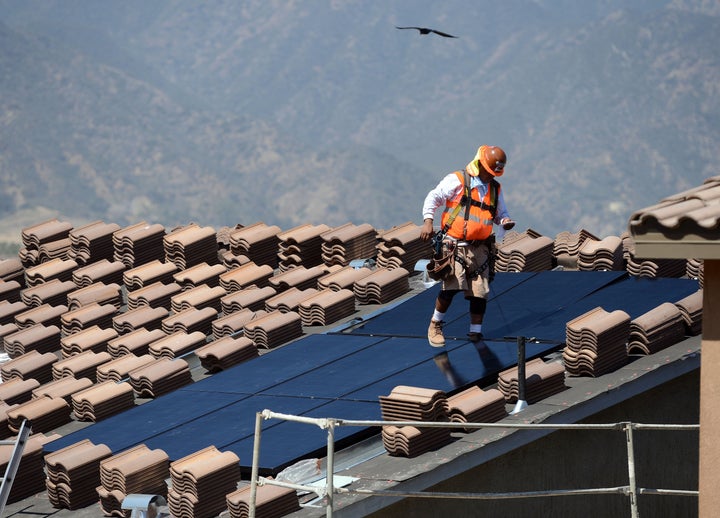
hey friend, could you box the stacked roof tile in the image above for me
[67,220,121,265]
[96,353,156,383]
[0,257,25,285]
[32,377,94,404]
[171,284,227,313]
[2,432,58,503]
[19,218,73,268]
[0,300,28,325]
[6,395,72,434]
[627,302,687,355]
[126,281,183,310]
[277,223,331,271]
[447,386,507,429]
[60,302,117,336]
[375,222,431,271]
[24,257,78,287]
[0,280,22,303]
[21,278,77,307]
[576,235,624,271]
[226,483,301,518]
[167,445,242,518]
[194,335,259,373]
[174,262,227,291]
[229,222,282,269]
[123,259,179,291]
[128,357,193,397]
[0,377,39,405]
[148,330,208,360]
[161,307,218,336]
[269,264,329,293]
[320,223,378,267]
[72,259,126,288]
[552,229,600,269]
[44,438,112,509]
[298,288,356,326]
[496,230,554,272]
[221,286,277,313]
[112,305,169,334]
[211,308,268,339]
[67,282,123,310]
[3,323,61,357]
[220,262,275,291]
[14,303,67,329]
[498,358,567,403]
[36,238,73,264]
[106,328,167,358]
[379,385,452,457]
[674,289,703,336]
[164,223,219,270]
[59,325,118,358]
[317,265,373,291]
[52,350,112,383]
[621,233,687,278]
[97,444,170,516]
[112,221,166,269]
[265,287,319,314]
[71,380,135,422]
[243,310,303,349]
[1,350,58,383]
[563,307,631,377]
[353,267,410,304]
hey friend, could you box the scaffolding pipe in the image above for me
[336,485,630,500]
[248,412,264,518]
[325,419,336,518]
[625,422,640,518]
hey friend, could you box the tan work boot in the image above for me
[428,320,445,347]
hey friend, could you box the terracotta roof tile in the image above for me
[277,223,332,271]
[161,306,217,336]
[447,386,507,428]
[67,220,121,265]
[14,303,67,329]
[563,307,631,377]
[6,394,72,434]
[128,357,193,397]
[106,327,167,358]
[170,284,227,313]
[21,218,73,249]
[32,376,94,404]
[228,222,282,268]
[298,288,357,326]
[266,287,319,313]
[219,262,274,291]
[317,265,374,291]
[96,353,156,382]
[498,358,567,404]
[173,261,227,290]
[112,305,169,334]
[577,235,624,271]
[320,222,378,266]
[163,223,219,270]
[72,258,126,288]
[71,380,135,422]
[496,231,555,272]
[0,377,40,405]
[67,282,123,310]
[24,257,78,287]
[52,350,113,383]
[112,221,166,269]
[148,330,207,360]
[59,325,118,358]
[123,259,179,291]
[211,308,267,339]
[0,280,22,304]
[0,349,58,383]
[0,257,25,284]
[60,302,117,335]
[243,310,303,349]
[2,432,61,503]
[194,335,259,373]
[98,443,169,497]
[268,264,330,292]
[353,267,410,304]
[0,300,28,325]
[226,482,301,517]
[674,289,703,335]
[220,285,277,313]
[376,221,432,271]
[627,302,687,355]
[3,322,61,358]
[126,281,183,311]
[20,278,76,307]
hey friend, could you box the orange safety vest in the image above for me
[440,170,499,241]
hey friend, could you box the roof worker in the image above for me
[420,144,516,347]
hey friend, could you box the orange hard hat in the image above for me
[479,145,507,177]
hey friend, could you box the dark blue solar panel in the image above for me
[42,271,701,475]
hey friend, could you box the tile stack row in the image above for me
[24,257,78,287]
[495,230,554,272]
[97,443,170,516]
[71,380,135,422]
[552,229,600,269]
[675,290,703,336]
[375,222,431,271]
[497,358,567,404]
[317,265,374,292]
[212,308,268,339]
[19,218,73,268]
[226,483,301,518]
[5,395,72,434]
[320,223,378,267]
[627,302,687,355]
[277,223,331,271]
[4,322,60,357]
[195,335,259,373]
[164,223,219,270]
[576,235,624,271]
[0,257,25,285]
[353,267,410,304]
[44,438,112,509]
[447,386,507,429]
[128,357,194,398]
[228,222,282,269]
[1,349,57,383]
[379,385,453,457]
[563,307,631,377]
[174,262,228,291]
[621,232,687,278]
[220,263,275,291]
[167,445,242,518]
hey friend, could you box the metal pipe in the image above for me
[325,419,336,518]
[248,412,264,518]
[517,335,527,403]
[335,485,629,500]
[625,422,640,518]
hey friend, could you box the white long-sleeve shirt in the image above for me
[422,172,511,236]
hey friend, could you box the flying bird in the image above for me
[395,26,459,38]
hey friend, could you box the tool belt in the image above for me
[453,235,497,282]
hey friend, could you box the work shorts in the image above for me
[441,241,491,298]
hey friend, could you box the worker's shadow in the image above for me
[473,339,502,372]
[433,351,466,389]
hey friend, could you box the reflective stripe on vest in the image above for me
[440,171,499,241]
